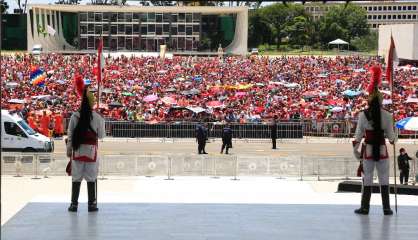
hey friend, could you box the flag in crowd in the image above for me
[385,34,398,93]
[30,67,47,87]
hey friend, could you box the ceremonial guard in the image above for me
[352,66,396,215]
[67,76,105,212]
[220,123,233,154]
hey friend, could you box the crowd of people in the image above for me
[1,54,417,130]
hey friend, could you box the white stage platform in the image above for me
[2,202,418,240]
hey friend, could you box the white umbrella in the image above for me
[8,99,26,104]
[396,117,418,131]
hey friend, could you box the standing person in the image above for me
[196,122,207,154]
[398,148,412,185]
[221,123,233,154]
[270,115,278,149]
[66,85,105,212]
[40,110,50,136]
[352,66,395,215]
[54,111,64,137]
[202,123,209,154]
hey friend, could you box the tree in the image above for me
[318,3,369,45]
[284,16,310,48]
[0,0,9,14]
[248,10,272,48]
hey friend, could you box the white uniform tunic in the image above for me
[66,111,105,182]
[354,109,396,186]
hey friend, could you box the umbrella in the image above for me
[102,88,114,94]
[164,87,177,92]
[354,68,366,73]
[109,101,123,107]
[186,106,206,113]
[189,89,200,95]
[405,97,418,103]
[193,75,203,81]
[206,101,223,108]
[161,96,177,105]
[143,95,159,102]
[396,117,418,131]
[32,95,52,100]
[158,70,168,74]
[284,83,300,88]
[6,82,18,88]
[342,89,361,97]
[235,92,247,97]
[122,92,134,96]
[84,79,91,85]
[382,99,392,105]
[8,99,26,104]
[331,106,344,112]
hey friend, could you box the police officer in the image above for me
[398,148,412,185]
[270,115,278,149]
[196,122,208,154]
[221,123,233,154]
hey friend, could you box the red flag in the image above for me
[96,38,104,109]
[385,35,398,92]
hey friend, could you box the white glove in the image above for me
[352,141,362,161]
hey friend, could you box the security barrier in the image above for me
[3,152,416,185]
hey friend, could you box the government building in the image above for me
[304,0,418,29]
[26,4,248,55]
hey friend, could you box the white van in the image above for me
[1,110,54,152]
[32,44,43,55]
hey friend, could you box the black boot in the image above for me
[68,182,81,212]
[354,186,371,215]
[87,181,98,212]
[381,185,393,215]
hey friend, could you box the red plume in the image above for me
[367,65,382,94]
[74,74,85,97]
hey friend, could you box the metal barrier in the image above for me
[3,152,416,185]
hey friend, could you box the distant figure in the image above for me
[217,44,223,59]
[398,148,413,185]
[196,122,208,154]
[221,123,233,154]
[270,115,278,149]
[40,111,50,136]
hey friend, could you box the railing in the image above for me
[2,152,417,184]
[61,119,417,139]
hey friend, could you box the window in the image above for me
[393,15,397,19]
[80,38,87,49]
[163,24,169,33]
[118,37,125,50]
[141,26,147,35]
[193,13,200,22]
[413,15,417,19]
[193,25,199,33]
[372,24,376,28]
[125,13,132,22]
[156,25,162,35]
[388,6,392,11]
[133,24,139,34]
[88,36,95,49]
[88,24,94,33]
[133,37,140,50]
[378,6,382,11]
[133,13,139,20]
[398,15,401,19]
[408,6,411,10]
[403,6,406,11]
[148,13,156,22]
[383,6,387,11]
[186,26,192,35]
[408,15,411,19]
[178,24,185,33]
[80,13,87,22]
[388,15,391,19]
[383,15,386,19]
[398,6,402,11]
[378,15,381,19]
[172,14,178,23]
[103,24,109,33]
[368,7,372,11]
[171,26,177,35]
[118,24,124,34]
[111,25,117,35]
[103,12,109,21]
[186,13,192,23]
[179,13,185,22]
[80,24,87,34]
[148,24,155,33]
[95,13,101,22]
[402,15,406,19]
[156,13,163,23]
[163,13,170,22]
[373,6,377,11]
[103,36,109,48]
[413,6,417,11]
[118,13,124,22]
[111,13,117,22]
[373,15,377,19]
[140,13,147,22]
[126,38,132,50]
[126,25,132,35]
[88,12,94,21]
[95,25,102,35]
[4,122,27,138]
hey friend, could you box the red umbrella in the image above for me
[206,100,223,108]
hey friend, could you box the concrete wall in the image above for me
[378,24,418,60]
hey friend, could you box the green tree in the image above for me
[0,0,9,14]
[284,15,311,48]
[318,3,369,46]
[248,10,272,48]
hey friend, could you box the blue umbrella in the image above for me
[84,79,91,85]
[396,117,418,131]
[342,89,361,97]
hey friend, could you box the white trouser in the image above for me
[72,160,99,182]
[363,159,389,186]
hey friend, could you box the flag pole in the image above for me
[388,33,398,214]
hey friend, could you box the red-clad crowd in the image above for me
[1,54,417,127]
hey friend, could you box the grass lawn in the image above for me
[262,49,378,57]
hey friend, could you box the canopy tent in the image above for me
[328,39,349,51]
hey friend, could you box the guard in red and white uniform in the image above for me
[66,75,105,212]
[352,66,396,215]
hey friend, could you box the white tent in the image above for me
[328,39,349,51]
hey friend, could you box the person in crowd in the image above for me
[398,148,413,185]
[352,66,396,215]
[66,78,105,212]
[54,111,64,137]
[221,122,233,154]
[40,110,50,136]
[270,115,278,149]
